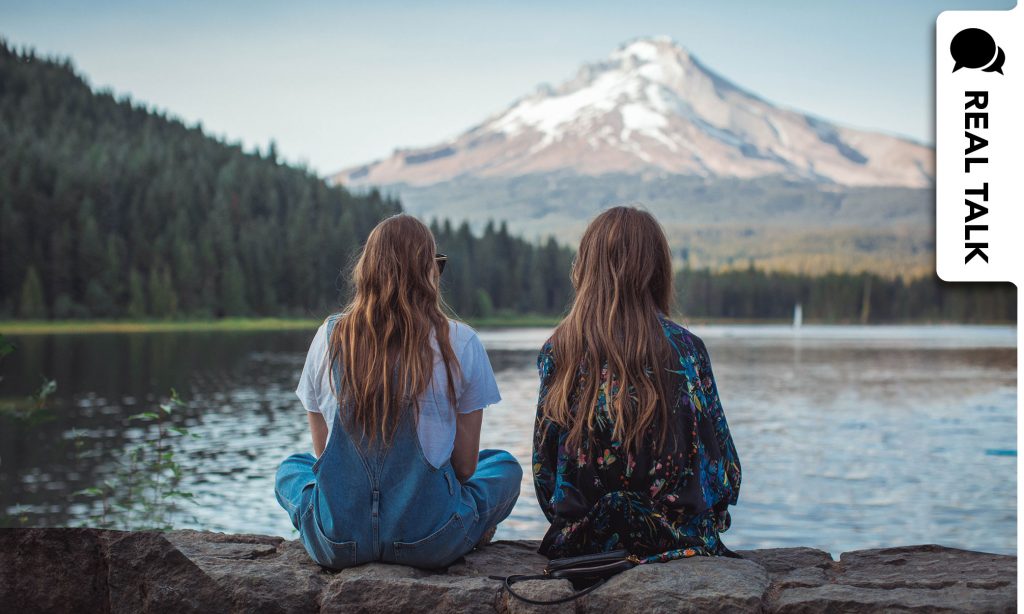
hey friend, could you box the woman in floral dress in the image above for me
[532,206,742,563]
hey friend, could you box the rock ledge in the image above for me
[0,528,1015,613]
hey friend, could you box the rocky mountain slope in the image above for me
[334,37,933,189]
[331,37,937,274]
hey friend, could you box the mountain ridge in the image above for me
[333,37,934,189]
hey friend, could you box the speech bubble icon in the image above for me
[950,28,998,72]
[983,47,1006,74]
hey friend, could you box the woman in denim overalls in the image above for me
[275,215,522,569]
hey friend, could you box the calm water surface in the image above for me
[0,324,1016,556]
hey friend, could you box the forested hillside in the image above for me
[676,265,1014,323]
[392,173,938,276]
[0,41,1012,324]
[0,42,572,320]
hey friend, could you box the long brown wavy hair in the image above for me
[328,214,459,445]
[542,206,675,454]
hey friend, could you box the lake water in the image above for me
[0,324,1016,556]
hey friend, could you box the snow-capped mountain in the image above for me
[333,36,934,189]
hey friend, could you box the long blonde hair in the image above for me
[329,214,458,444]
[542,206,674,454]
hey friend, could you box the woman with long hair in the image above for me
[275,214,521,570]
[533,206,741,562]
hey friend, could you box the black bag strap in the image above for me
[720,543,743,559]
[490,543,740,605]
[488,573,607,606]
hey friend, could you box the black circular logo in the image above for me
[950,28,1005,74]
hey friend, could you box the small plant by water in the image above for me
[74,388,200,530]
[0,334,57,426]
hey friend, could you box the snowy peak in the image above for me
[488,38,692,142]
[334,37,934,188]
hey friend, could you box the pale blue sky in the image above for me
[0,0,1017,174]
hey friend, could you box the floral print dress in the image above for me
[532,315,742,563]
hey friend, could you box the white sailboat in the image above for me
[793,303,803,329]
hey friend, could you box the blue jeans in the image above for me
[275,435,521,569]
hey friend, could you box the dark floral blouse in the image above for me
[532,315,742,562]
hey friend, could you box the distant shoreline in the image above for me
[0,318,322,335]
[0,316,564,335]
[0,316,1015,336]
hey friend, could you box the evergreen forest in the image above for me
[0,41,1013,324]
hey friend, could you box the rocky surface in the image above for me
[0,528,1015,613]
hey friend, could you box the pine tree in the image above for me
[84,279,113,317]
[128,269,147,318]
[18,266,47,319]
[474,289,494,318]
[221,256,247,316]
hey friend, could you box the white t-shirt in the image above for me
[296,317,501,468]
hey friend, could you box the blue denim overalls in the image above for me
[275,320,522,569]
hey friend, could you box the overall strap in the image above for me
[322,314,378,484]
[323,313,416,484]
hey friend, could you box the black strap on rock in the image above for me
[488,573,607,606]
[720,544,743,559]
[490,543,740,605]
